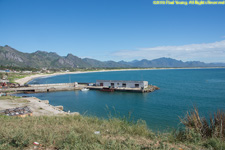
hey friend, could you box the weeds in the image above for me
[0,115,156,149]
[180,107,225,139]
[0,106,224,149]
[168,107,225,150]
[202,138,225,150]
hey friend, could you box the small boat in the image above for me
[100,87,114,92]
[81,88,89,91]
[24,91,34,94]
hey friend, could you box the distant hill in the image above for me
[82,58,130,68]
[0,45,225,69]
[0,45,129,69]
[120,57,225,68]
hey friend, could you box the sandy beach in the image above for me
[15,67,222,86]
[15,68,154,85]
[15,72,82,86]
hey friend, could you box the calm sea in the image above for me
[16,68,225,131]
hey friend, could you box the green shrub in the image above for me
[203,138,225,150]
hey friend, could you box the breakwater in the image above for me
[0,82,159,93]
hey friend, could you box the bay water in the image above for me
[17,68,225,131]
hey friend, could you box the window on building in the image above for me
[111,83,114,87]
[122,83,126,87]
[135,84,139,88]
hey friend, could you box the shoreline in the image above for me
[0,95,79,116]
[15,67,225,85]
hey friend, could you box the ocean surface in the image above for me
[16,68,225,131]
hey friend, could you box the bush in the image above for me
[180,107,225,139]
[203,138,225,150]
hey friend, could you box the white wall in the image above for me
[96,80,148,88]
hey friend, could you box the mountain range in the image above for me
[0,45,225,69]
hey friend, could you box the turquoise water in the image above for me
[17,68,225,130]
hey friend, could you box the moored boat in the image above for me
[100,87,114,92]
[81,88,89,91]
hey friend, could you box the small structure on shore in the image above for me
[0,106,33,117]
[96,80,148,89]
[0,79,9,84]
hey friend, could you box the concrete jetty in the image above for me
[0,82,159,93]
[0,83,84,93]
[87,85,159,93]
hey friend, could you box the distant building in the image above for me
[0,106,33,117]
[96,80,148,89]
[0,70,10,73]
[0,79,9,83]
[34,71,41,73]
[22,71,32,74]
[42,68,47,70]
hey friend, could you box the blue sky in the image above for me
[0,0,225,62]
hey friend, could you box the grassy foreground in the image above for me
[0,114,224,150]
[0,115,187,150]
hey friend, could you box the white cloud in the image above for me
[113,40,225,62]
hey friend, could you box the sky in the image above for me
[0,0,225,63]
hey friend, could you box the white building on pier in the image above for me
[96,80,148,89]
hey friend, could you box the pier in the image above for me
[87,85,159,93]
[0,82,159,93]
[0,83,83,93]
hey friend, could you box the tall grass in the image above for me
[180,107,225,139]
[1,106,224,149]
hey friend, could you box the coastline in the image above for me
[8,68,162,116]
[8,66,224,119]
[15,69,154,85]
[15,67,225,86]
[0,96,79,116]
[1,68,224,150]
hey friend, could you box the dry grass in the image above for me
[180,107,225,139]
